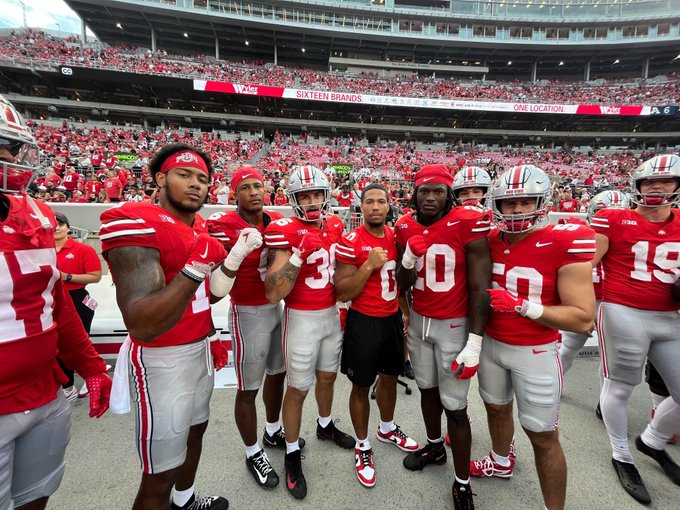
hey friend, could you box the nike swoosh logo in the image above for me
[449,324,462,329]
[287,474,296,490]
[532,349,547,354]
[29,213,40,219]
[535,242,552,248]
[255,468,267,483]
[423,177,435,182]
[242,173,252,178]
[200,244,209,258]
[447,221,460,226]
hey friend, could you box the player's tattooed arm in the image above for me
[107,245,203,343]
[265,248,300,303]
[466,237,492,336]
[395,242,417,290]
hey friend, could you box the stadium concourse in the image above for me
[1,30,679,105]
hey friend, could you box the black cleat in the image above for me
[284,449,307,500]
[611,458,651,505]
[170,494,229,510]
[635,436,680,486]
[262,427,306,450]
[245,449,279,489]
[316,419,355,449]
[596,403,603,421]
[403,440,447,471]
[451,480,475,510]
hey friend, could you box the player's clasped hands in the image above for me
[487,288,523,314]
[224,228,263,271]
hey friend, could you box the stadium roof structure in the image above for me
[64,0,680,80]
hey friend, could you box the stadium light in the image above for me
[613,59,620,64]
[183,32,189,38]
[559,61,564,66]
[245,41,249,46]
[301,48,306,53]
[507,60,512,65]
[116,23,122,29]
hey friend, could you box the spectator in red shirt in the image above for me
[43,169,62,189]
[337,185,352,207]
[558,188,580,213]
[103,169,123,202]
[83,173,102,200]
[61,166,82,196]
[53,212,103,400]
[273,187,288,205]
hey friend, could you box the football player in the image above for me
[558,190,630,374]
[100,144,229,510]
[264,165,354,500]
[590,154,680,505]
[473,165,596,510]
[395,164,492,510]
[208,166,294,489]
[451,165,492,208]
[0,94,111,510]
[335,183,419,489]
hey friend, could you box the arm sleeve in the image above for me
[264,220,292,251]
[99,205,159,256]
[560,225,597,266]
[335,234,357,265]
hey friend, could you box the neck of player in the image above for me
[364,222,385,237]
[636,205,672,223]
[237,206,263,226]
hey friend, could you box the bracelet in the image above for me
[180,266,205,283]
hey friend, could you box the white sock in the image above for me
[356,438,371,450]
[641,397,680,450]
[265,421,281,436]
[379,420,395,434]
[491,450,511,467]
[454,476,470,485]
[427,436,444,444]
[245,443,261,458]
[318,415,332,428]
[601,378,635,463]
[172,485,194,507]
[286,440,300,454]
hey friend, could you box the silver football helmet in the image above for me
[286,165,331,221]
[0,95,39,194]
[587,190,630,223]
[491,164,552,233]
[452,166,492,207]
[629,155,680,207]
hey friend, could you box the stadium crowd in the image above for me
[2,29,679,105]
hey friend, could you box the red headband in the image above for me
[415,164,454,187]
[231,166,264,190]
[160,150,209,175]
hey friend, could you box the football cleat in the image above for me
[470,452,514,478]
[284,449,307,500]
[635,436,680,486]
[63,387,78,402]
[611,458,651,505]
[262,427,306,450]
[355,448,376,488]
[451,480,475,510]
[245,450,279,489]
[376,425,419,452]
[170,494,229,510]
[316,419,355,449]
[403,441,447,471]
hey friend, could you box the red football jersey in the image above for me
[100,202,212,347]
[591,208,680,311]
[264,214,345,310]
[335,225,399,317]
[207,209,284,306]
[1,195,105,414]
[486,224,596,346]
[394,207,491,320]
[84,180,102,197]
[558,199,579,213]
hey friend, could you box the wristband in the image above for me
[518,300,544,320]
[401,252,418,270]
[181,266,205,283]
[289,253,304,268]
[210,265,235,297]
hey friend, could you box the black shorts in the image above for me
[341,308,404,387]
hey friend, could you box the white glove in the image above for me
[224,228,263,271]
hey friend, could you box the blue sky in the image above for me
[0,0,93,35]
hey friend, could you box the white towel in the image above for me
[109,336,132,414]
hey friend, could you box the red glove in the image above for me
[85,373,112,418]
[402,235,428,270]
[210,335,229,371]
[185,233,228,280]
[292,232,323,263]
[488,288,522,314]
[450,333,483,380]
